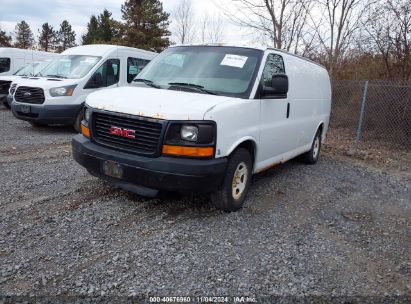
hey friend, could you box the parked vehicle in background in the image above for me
[11,44,156,131]
[72,44,331,212]
[0,48,57,76]
[1,60,53,108]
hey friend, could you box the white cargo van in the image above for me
[11,44,156,131]
[1,60,52,108]
[0,48,56,76]
[72,45,331,211]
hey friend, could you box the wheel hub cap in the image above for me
[232,162,248,200]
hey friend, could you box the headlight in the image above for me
[50,84,77,97]
[180,125,198,142]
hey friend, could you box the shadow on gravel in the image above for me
[18,124,77,135]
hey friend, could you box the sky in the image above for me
[0,0,256,47]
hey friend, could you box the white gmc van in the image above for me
[11,45,156,131]
[72,45,331,212]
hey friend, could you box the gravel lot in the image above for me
[1,105,410,302]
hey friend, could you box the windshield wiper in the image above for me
[167,82,217,95]
[134,78,161,89]
[46,74,67,79]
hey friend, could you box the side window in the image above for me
[127,57,150,83]
[85,59,120,89]
[0,58,11,73]
[262,54,285,87]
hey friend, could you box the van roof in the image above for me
[62,44,157,57]
[171,43,326,69]
[0,47,56,56]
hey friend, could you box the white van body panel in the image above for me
[0,48,57,76]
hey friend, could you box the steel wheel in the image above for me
[232,161,248,200]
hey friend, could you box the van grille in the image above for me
[15,86,45,104]
[0,80,12,94]
[92,112,163,155]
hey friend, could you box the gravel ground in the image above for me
[1,105,410,302]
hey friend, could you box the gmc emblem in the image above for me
[109,126,136,139]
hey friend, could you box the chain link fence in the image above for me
[327,80,411,167]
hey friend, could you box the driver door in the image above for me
[85,59,120,90]
[258,53,293,163]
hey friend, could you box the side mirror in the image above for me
[262,74,289,98]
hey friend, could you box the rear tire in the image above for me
[73,107,85,133]
[301,129,322,164]
[210,148,252,212]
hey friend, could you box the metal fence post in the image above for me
[354,80,369,150]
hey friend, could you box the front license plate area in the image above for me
[21,105,31,114]
[102,160,123,179]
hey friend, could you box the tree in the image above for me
[200,13,225,43]
[82,15,100,44]
[120,0,171,52]
[223,0,313,52]
[174,0,195,44]
[312,0,372,76]
[363,0,411,80]
[57,20,76,52]
[38,23,57,52]
[82,9,118,45]
[14,20,34,49]
[0,27,12,47]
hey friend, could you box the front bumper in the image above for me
[72,135,227,194]
[11,101,82,125]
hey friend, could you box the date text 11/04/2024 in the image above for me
[149,296,257,303]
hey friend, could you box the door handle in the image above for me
[286,103,290,118]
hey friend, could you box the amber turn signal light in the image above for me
[162,145,214,157]
[81,124,90,138]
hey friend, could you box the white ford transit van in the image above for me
[72,45,331,212]
[0,48,57,76]
[1,60,52,108]
[11,45,156,131]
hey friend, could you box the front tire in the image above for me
[301,129,322,164]
[73,107,85,133]
[2,100,10,109]
[211,148,252,212]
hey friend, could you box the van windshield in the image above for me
[41,55,101,79]
[0,58,11,73]
[136,46,263,98]
[14,61,50,76]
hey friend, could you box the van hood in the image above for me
[14,77,78,89]
[86,86,232,120]
[0,75,19,82]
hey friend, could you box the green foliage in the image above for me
[14,20,34,49]
[120,0,171,52]
[82,9,119,45]
[0,28,12,47]
[57,20,76,53]
[38,23,57,52]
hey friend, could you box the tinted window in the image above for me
[0,58,11,73]
[262,54,285,87]
[85,59,120,89]
[127,57,150,83]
